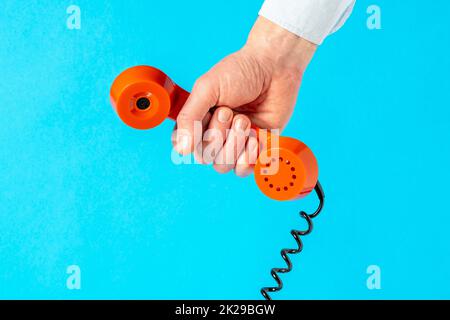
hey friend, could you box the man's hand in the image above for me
[173,17,316,177]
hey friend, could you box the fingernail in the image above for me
[218,108,232,123]
[235,118,249,130]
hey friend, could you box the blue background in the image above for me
[1,0,449,299]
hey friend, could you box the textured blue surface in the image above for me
[1,0,449,299]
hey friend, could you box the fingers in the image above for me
[193,107,258,176]
[172,53,265,172]
[175,96,258,176]
[174,75,219,155]
[213,114,251,174]
[193,112,212,164]
[198,107,233,164]
[235,135,259,177]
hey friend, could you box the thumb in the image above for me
[174,75,219,155]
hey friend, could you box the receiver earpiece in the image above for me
[110,65,189,130]
[110,65,318,201]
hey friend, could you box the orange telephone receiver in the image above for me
[110,65,319,201]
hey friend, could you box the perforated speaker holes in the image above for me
[263,157,297,192]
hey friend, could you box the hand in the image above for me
[173,17,316,177]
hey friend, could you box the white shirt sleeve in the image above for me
[259,0,356,45]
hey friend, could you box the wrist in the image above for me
[244,16,317,73]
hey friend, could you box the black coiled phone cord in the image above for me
[261,181,325,300]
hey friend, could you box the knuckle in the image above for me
[176,111,190,123]
[176,112,194,129]
[193,75,211,93]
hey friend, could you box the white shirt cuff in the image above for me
[259,0,356,45]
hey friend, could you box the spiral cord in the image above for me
[261,181,325,300]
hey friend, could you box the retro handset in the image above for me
[110,65,325,299]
